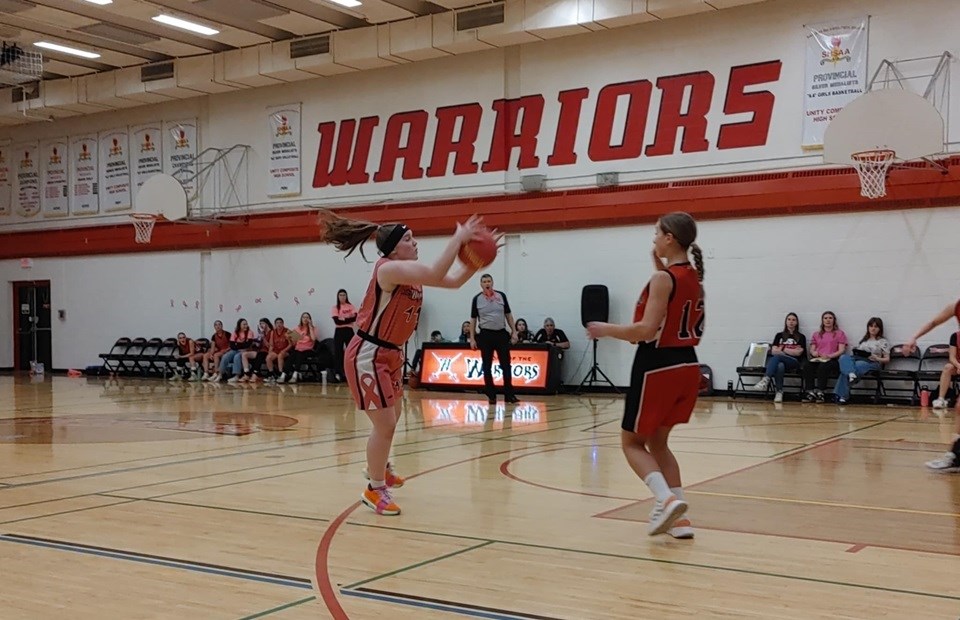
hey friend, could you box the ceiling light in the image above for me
[151,14,220,36]
[81,0,114,5]
[34,41,101,59]
[328,0,362,7]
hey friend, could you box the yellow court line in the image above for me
[687,490,960,518]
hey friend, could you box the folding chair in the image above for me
[877,344,920,404]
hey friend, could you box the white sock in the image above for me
[370,479,386,489]
[670,487,689,518]
[643,472,672,503]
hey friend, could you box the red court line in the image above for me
[499,446,638,502]
[314,443,559,618]
[846,544,867,553]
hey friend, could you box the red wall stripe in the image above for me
[3,159,959,259]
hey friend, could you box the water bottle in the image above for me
[727,380,734,397]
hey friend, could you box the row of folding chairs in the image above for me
[99,337,203,377]
[735,342,955,404]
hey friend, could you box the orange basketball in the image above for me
[458,229,498,269]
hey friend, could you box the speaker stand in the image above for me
[576,339,618,394]
[402,340,414,379]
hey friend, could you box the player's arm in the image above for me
[379,217,482,289]
[905,301,956,353]
[587,272,671,343]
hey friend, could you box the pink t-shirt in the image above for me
[331,303,357,329]
[294,325,315,352]
[811,329,847,357]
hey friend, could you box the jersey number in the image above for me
[404,306,422,324]
[677,299,705,340]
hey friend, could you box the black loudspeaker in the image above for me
[581,285,609,326]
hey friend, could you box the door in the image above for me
[13,281,52,372]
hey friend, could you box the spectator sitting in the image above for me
[834,317,890,404]
[283,311,318,384]
[752,312,806,403]
[513,318,533,343]
[174,332,202,381]
[458,320,471,344]
[219,318,254,383]
[535,317,570,350]
[240,318,272,383]
[932,331,960,409]
[803,311,848,403]
[201,320,230,381]
[430,330,448,343]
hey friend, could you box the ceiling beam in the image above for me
[142,0,297,40]
[0,14,170,63]
[378,0,447,15]
[265,0,368,29]
[27,0,232,52]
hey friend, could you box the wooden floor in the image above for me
[1,374,958,619]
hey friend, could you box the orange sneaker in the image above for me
[363,465,406,488]
[361,486,401,516]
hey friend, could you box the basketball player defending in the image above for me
[321,210,484,515]
[904,302,960,472]
[587,212,705,537]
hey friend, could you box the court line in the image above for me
[236,596,317,620]
[0,533,314,590]
[0,403,588,489]
[342,588,561,620]
[0,499,139,526]
[686,490,960,518]
[341,540,495,590]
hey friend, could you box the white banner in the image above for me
[15,143,40,218]
[267,104,301,197]
[99,128,132,212]
[803,17,869,148]
[69,135,99,215]
[40,138,69,218]
[131,123,163,204]
[0,147,11,216]
[164,119,197,197]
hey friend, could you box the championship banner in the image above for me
[419,347,551,389]
[69,134,99,215]
[267,104,301,197]
[131,123,163,203]
[803,17,869,148]
[0,146,11,216]
[98,128,132,212]
[15,143,40,218]
[164,119,197,197]
[40,138,69,218]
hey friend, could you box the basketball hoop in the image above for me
[130,213,161,244]
[850,149,896,199]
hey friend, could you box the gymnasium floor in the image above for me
[1,374,957,619]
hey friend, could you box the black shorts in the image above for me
[623,343,700,435]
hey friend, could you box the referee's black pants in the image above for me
[477,328,514,400]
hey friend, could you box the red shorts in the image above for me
[623,344,700,436]
[344,336,404,411]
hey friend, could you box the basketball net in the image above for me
[130,213,160,244]
[851,149,896,199]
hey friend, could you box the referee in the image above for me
[469,274,520,405]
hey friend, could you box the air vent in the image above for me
[141,61,174,83]
[289,35,330,59]
[11,81,39,103]
[456,3,505,31]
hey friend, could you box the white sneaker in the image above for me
[667,517,695,539]
[201,373,212,382]
[227,376,239,384]
[647,496,688,536]
[752,377,770,391]
[848,372,858,383]
[932,398,948,409]
[925,451,959,472]
[773,391,783,403]
[277,372,286,384]
[289,371,299,384]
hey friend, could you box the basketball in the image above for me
[458,229,498,269]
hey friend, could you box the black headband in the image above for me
[378,223,409,257]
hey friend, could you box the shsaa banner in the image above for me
[802,17,869,148]
[0,146,11,216]
[15,143,40,218]
[99,128,132,212]
[163,119,197,198]
[131,123,163,205]
[69,134,99,215]
[40,138,69,218]
[267,104,301,197]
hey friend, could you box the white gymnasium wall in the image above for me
[5,206,960,385]
[2,0,960,230]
